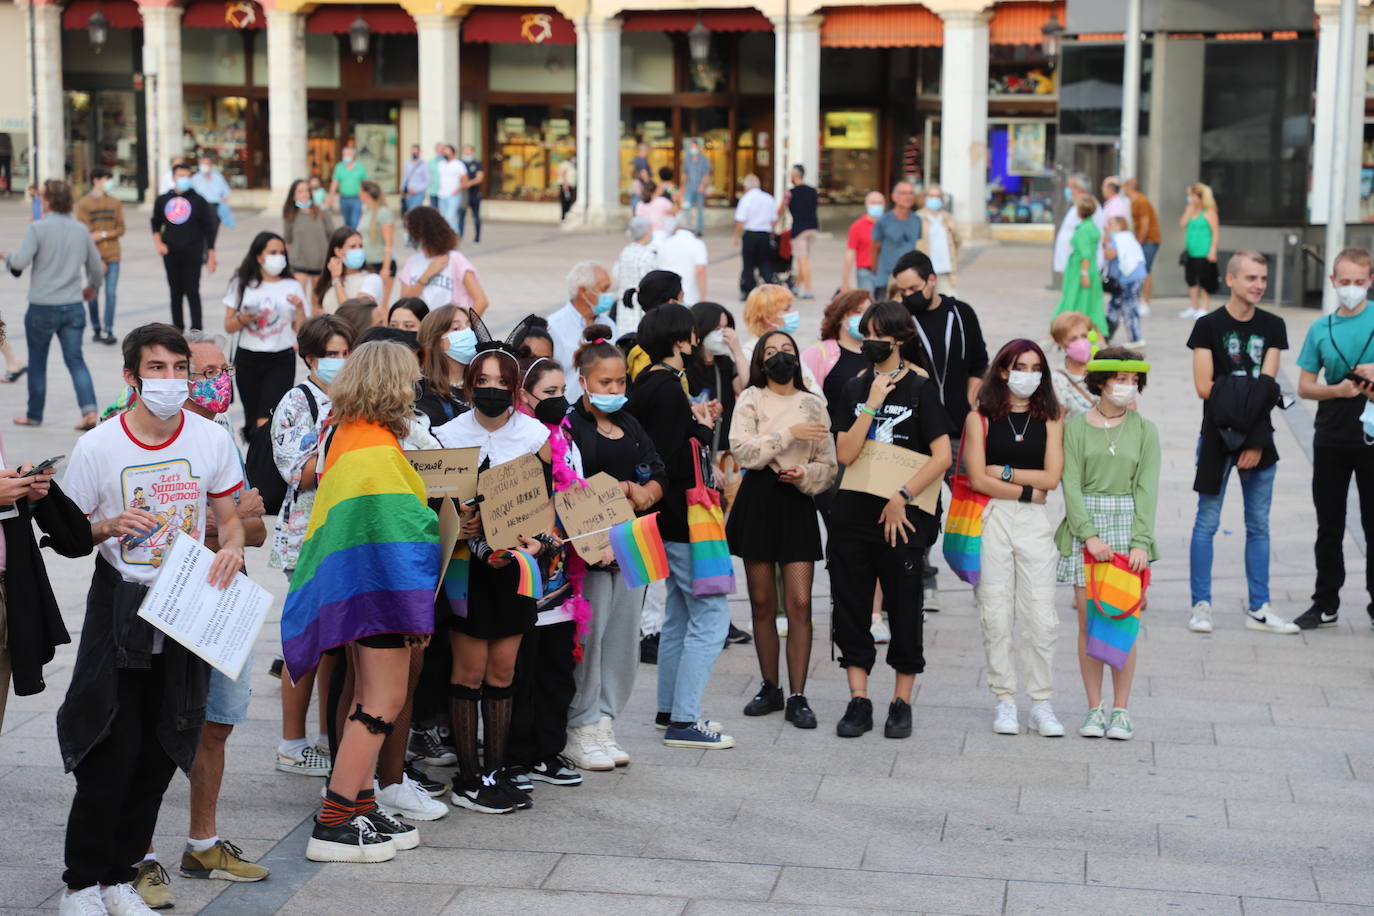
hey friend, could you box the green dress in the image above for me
[1053,218,1107,335]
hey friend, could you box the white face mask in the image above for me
[1106,383,1139,407]
[1006,370,1041,399]
[703,328,731,356]
[262,253,287,277]
[1336,283,1368,310]
[139,377,189,420]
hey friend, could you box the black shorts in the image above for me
[366,260,396,277]
[355,633,408,649]
[1184,256,1219,294]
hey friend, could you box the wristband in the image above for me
[1018,485,1033,503]
[898,486,913,502]
[859,405,878,417]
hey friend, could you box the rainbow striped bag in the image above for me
[942,419,990,586]
[686,439,735,596]
[1084,550,1151,671]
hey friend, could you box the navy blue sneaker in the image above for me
[663,721,736,749]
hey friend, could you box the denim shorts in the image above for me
[206,648,254,725]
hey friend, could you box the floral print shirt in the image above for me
[269,381,331,571]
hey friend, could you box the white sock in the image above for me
[316,733,329,751]
[279,737,309,757]
[186,835,218,853]
[141,852,158,864]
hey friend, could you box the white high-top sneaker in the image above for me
[562,724,614,771]
[596,716,630,766]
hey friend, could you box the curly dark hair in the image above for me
[976,339,1060,422]
[819,289,871,341]
[1084,346,1149,396]
[404,205,459,257]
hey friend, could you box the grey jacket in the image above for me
[6,212,104,305]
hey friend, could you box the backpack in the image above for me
[245,384,318,515]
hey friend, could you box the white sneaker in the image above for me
[1126,338,1147,348]
[775,616,788,638]
[1187,601,1213,633]
[59,887,108,916]
[870,617,891,644]
[923,586,941,612]
[101,884,154,915]
[1178,306,1197,319]
[993,699,1019,735]
[563,725,614,771]
[1028,701,1065,737]
[596,716,630,767]
[276,745,331,776]
[377,774,449,821]
[1245,604,1300,634]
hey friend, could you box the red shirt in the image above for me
[846,215,876,269]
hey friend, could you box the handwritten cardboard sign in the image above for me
[477,452,553,551]
[555,472,635,563]
[404,447,480,500]
[839,440,941,514]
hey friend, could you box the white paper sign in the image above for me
[136,533,273,680]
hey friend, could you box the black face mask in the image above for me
[533,395,569,426]
[472,387,512,418]
[902,289,934,313]
[860,339,894,364]
[763,351,799,384]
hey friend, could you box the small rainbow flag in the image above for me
[442,543,470,618]
[607,512,670,589]
[501,549,545,600]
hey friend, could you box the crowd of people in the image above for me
[2,162,1374,916]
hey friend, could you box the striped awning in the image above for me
[989,1,1065,46]
[820,4,941,48]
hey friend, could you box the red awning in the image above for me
[820,5,940,48]
[307,5,416,35]
[622,9,772,32]
[989,1,1065,46]
[463,7,575,44]
[182,0,266,30]
[63,0,142,30]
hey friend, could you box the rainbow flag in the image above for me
[942,476,989,587]
[607,513,670,590]
[281,421,441,682]
[501,549,545,600]
[1084,551,1149,671]
[442,543,470,618]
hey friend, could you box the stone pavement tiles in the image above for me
[2,209,1374,912]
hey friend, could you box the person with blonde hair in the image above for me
[1179,182,1220,319]
[741,284,823,399]
[1048,311,1098,417]
[1052,196,1106,336]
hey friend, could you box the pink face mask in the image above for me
[1066,338,1092,363]
[189,372,233,414]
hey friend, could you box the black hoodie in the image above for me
[625,367,714,542]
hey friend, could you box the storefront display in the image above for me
[490,107,574,201]
[821,110,879,204]
[986,121,1055,224]
[184,95,252,187]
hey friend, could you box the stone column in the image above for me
[266,9,308,198]
[938,8,991,239]
[566,15,621,230]
[140,4,186,194]
[1311,2,1367,224]
[415,14,461,156]
[25,0,64,183]
[769,14,823,196]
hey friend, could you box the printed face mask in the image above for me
[1007,370,1042,399]
[139,377,190,420]
[189,372,233,414]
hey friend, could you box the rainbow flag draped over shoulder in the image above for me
[281,421,442,682]
[608,513,669,589]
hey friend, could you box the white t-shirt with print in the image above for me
[223,277,305,352]
[63,410,244,585]
[320,271,385,314]
[398,251,479,311]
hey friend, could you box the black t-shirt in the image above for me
[824,347,869,433]
[1186,306,1288,381]
[984,411,1047,470]
[461,160,486,200]
[686,356,738,450]
[906,294,990,434]
[831,369,950,543]
[788,184,819,234]
[584,427,642,482]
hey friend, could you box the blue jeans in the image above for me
[25,302,98,423]
[1189,455,1275,610]
[403,192,425,213]
[656,540,731,723]
[338,195,361,228]
[857,267,879,298]
[685,189,706,235]
[87,260,119,335]
[438,194,462,231]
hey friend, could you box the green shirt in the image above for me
[1185,212,1212,258]
[332,160,368,197]
[1296,303,1374,447]
[1054,410,1161,558]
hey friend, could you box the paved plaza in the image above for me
[2,205,1373,914]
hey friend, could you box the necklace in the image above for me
[1096,407,1128,455]
[1007,411,1032,443]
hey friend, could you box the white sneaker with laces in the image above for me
[102,884,155,915]
[275,745,331,776]
[377,774,449,821]
[1028,701,1065,737]
[1245,604,1300,634]
[1178,306,1197,318]
[993,699,1019,735]
[870,617,891,644]
[562,724,614,771]
[59,887,108,916]
[1187,601,1213,633]
[596,716,630,766]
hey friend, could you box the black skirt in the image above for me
[726,468,823,563]
[447,556,537,640]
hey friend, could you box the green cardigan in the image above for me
[1054,410,1161,559]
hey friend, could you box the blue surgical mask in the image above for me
[926,198,943,211]
[312,188,327,206]
[780,311,801,335]
[588,392,628,413]
[175,177,192,193]
[847,315,863,339]
[1064,187,1074,203]
[593,292,616,315]
[295,200,312,210]
[315,357,345,385]
[446,328,478,365]
[343,249,366,271]
[866,204,884,219]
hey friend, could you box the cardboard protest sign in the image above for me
[403,447,479,500]
[477,453,553,551]
[555,472,635,563]
[839,440,940,514]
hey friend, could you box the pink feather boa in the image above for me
[544,417,592,662]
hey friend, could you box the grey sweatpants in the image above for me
[569,569,646,729]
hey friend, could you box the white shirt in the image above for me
[223,277,305,352]
[437,159,466,199]
[655,229,708,305]
[1110,229,1146,277]
[320,271,385,314]
[433,409,550,468]
[547,300,591,402]
[398,251,480,311]
[63,410,244,585]
[923,213,953,274]
[734,188,776,232]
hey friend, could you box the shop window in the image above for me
[1363,121,1374,222]
[819,49,882,97]
[62,29,137,74]
[820,110,879,204]
[307,99,339,180]
[1199,40,1313,224]
[684,108,731,201]
[306,33,341,89]
[348,101,400,190]
[0,127,29,193]
[375,34,418,88]
[621,106,674,199]
[1058,42,1150,138]
[489,42,575,93]
[918,47,942,97]
[184,96,250,188]
[182,30,249,85]
[490,105,573,202]
[622,32,674,94]
[986,121,1056,224]
[737,33,774,94]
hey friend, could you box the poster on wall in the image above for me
[1006,122,1048,176]
[354,123,398,187]
[823,111,877,150]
